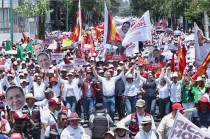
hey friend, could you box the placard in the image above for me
[105,54,127,61]
[51,53,63,60]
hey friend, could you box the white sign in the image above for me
[74,58,86,65]
[168,111,210,139]
[51,53,63,60]
[122,10,152,46]
[62,64,74,70]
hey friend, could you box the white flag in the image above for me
[194,23,210,67]
[168,111,210,139]
[122,11,152,46]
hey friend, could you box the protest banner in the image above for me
[62,64,75,70]
[138,58,148,64]
[122,10,152,46]
[51,53,63,60]
[168,111,210,139]
[105,54,127,61]
[74,58,86,65]
[144,62,166,71]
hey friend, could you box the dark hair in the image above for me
[37,52,50,60]
[123,21,130,27]
[58,112,67,119]
[6,85,24,98]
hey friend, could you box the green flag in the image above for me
[25,41,33,52]
[6,41,11,51]
[16,46,25,61]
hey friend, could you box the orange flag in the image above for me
[192,52,210,80]
[22,32,29,43]
[178,37,187,77]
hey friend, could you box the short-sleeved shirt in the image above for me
[60,125,85,139]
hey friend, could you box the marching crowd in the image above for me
[0,21,209,139]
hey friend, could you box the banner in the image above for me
[122,10,152,46]
[194,23,210,67]
[62,64,75,70]
[125,42,139,56]
[168,111,210,139]
[144,62,166,71]
[138,58,148,64]
[105,54,127,61]
[51,53,63,60]
[74,58,86,65]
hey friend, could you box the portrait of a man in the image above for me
[34,43,43,55]
[37,52,51,70]
[6,86,25,111]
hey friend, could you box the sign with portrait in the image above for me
[37,52,51,70]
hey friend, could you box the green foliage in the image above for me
[14,0,53,17]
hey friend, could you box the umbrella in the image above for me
[174,30,182,36]
[5,50,17,55]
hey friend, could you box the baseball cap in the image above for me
[53,97,61,105]
[199,96,209,103]
[136,99,145,107]
[172,103,184,111]
[50,77,57,82]
[68,112,81,121]
[48,99,56,106]
[141,116,152,124]
[13,112,28,120]
[45,88,53,94]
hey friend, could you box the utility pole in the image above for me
[66,0,69,32]
[204,11,209,39]
[10,0,13,45]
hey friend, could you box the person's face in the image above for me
[116,41,122,47]
[142,122,152,132]
[127,78,133,83]
[69,119,80,129]
[172,77,178,83]
[148,73,153,79]
[86,74,92,81]
[45,92,53,100]
[136,106,145,115]
[6,88,25,110]
[104,134,114,139]
[105,72,111,80]
[22,64,26,69]
[122,23,130,34]
[21,82,27,88]
[26,98,35,106]
[68,75,74,82]
[200,102,208,111]
[55,104,61,110]
[34,44,43,54]
[7,76,13,82]
[116,128,126,137]
[58,114,67,127]
[36,77,42,85]
[38,54,50,69]
[160,79,166,86]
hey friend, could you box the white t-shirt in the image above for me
[41,108,57,126]
[45,124,64,137]
[33,82,46,101]
[135,129,162,139]
[60,125,85,139]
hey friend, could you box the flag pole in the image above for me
[66,0,69,32]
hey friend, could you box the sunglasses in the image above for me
[61,118,67,121]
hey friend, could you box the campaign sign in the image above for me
[51,53,63,60]
[144,62,166,71]
[105,54,127,61]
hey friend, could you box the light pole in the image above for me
[10,0,13,45]
[66,0,69,31]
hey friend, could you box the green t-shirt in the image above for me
[181,83,194,103]
[191,86,205,103]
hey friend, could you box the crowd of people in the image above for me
[0,19,209,139]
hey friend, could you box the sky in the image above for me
[122,0,130,3]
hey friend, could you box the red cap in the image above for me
[13,112,28,120]
[50,77,57,82]
[10,133,23,139]
[172,103,184,111]
[199,96,209,103]
[48,99,56,106]
[142,72,148,78]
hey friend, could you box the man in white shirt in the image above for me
[135,116,162,139]
[93,66,124,120]
[61,112,86,139]
[33,75,47,101]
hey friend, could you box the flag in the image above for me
[194,23,210,67]
[22,32,29,44]
[168,111,210,139]
[6,41,11,51]
[178,37,187,77]
[103,3,122,45]
[171,53,175,72]
[192,52,210,80]
[16,46,24,61]
[62,39,72,48]
[122,11,152,46]
[89,33,96,54]
[25,41,33,52]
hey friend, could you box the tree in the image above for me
[14,0,53,39]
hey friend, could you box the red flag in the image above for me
[192,52,210,80]
[178,38,187,77]
[22,32,29,43]
[171,53,175,72]
[89,33,96,54]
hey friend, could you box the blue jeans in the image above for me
[145,97,156,117]
[82,96,96,120]
[66,96,77,112]
[159,97,171,118]
[125,96,137,115]
[103,96,115,120]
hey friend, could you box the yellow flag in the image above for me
[62,39,72,47]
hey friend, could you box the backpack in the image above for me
[92,113,109,139]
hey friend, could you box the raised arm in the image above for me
[137,70,147,84]
[155,68,165,84]
[114,67,125,81]
[92,66,103,82]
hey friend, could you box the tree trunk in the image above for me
[38,15,45,40]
